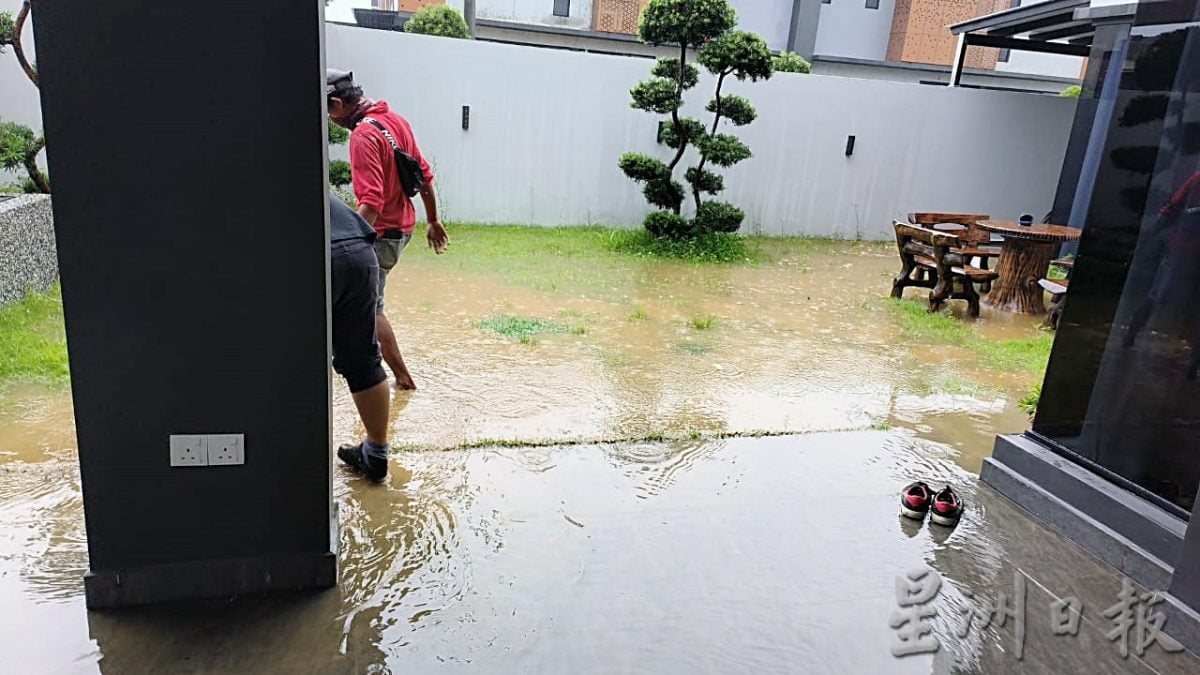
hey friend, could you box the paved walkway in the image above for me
[1,431,1197,673]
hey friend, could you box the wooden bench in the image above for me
[909,213,1002,293]
[891,220,999,318]
[1039,259,1074,329]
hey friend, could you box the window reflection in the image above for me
[1035,17,1200,515]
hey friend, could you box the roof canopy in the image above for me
[953,0,1096,50]
[946,1,1139,85]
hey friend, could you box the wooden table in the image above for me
[977,220,1081,314]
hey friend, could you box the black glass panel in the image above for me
[1035,1,1200,515]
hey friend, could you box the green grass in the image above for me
[885,298,1053,376]
[689,314,717,331]
[415,223,883,269]
[678,342,713,356]
[1019,383,1042,418]
[906,373,1004,399]
[886,296,975,343]
[438,224,619,264]
[976,335,1055,374]
[431,223,865,266]
[403,223,885,299]
[0,285,69,382]
[601,349,633,368]
[477,315,579,342]
[392,425,886,453]
[628,307,650,322]
[603,229,758,264]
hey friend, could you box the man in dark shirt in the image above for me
[329,192,391,481]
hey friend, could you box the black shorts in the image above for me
[331,238,386,393]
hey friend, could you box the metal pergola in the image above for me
[948,0,1136,87]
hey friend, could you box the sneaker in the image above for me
[930,486,964,527]
[900,481,933,520]
[337,443,388,482]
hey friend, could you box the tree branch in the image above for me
[692,69,730,208]
[24,135,49,193]
[14,1,37,87]
[710,70,730,134]
[665,42,689,210]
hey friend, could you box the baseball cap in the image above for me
[326,68,355,97]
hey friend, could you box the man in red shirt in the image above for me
[327,69,449,389]
[1124,169,1200,379]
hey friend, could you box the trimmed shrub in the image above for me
[404,6,470,39]
[773,51,811,74]
[329,159,352,188]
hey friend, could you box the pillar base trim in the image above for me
[84,550,337,609]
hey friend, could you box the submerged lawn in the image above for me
[437,223,882,266]
[0,285,69,382]
[477,314,586,344]
[0,225,1051,456]
[884,297,1054,377]
[0,227,1055,409]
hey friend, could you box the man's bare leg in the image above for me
[351,380,390,446]
[376,314,417,390]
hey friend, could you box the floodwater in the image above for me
[6,241,1190,673]
[339,240,1035,472]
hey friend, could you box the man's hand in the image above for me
[427,220,450,255]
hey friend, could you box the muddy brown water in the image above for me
[337,243,1035,468]
[3,243,1143,674]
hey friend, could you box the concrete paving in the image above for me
[1,431,1197,673]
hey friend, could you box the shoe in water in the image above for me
[337,443,388,482]
[900,481,933,520]
[929,486,964,527]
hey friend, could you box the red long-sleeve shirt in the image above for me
[1158,172,1200,254]
[349,100,435,236]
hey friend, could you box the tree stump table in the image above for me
[977,220,1081,315]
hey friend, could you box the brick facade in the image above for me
[887,0,1009,69]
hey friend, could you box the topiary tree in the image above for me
[690,30,772,232]
[0,3,36,86]
[619,0,770,238]
[0,121,49,194]
[0,12,13,51]
[327,119,352,190]
[329,160,351,188]
[404,5,470,39]
[327,119,349,146]
[0,3,48,194]
[773,51,811,74]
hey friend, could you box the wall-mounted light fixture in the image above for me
[462,105,470,131]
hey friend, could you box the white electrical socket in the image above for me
[169,434,208,467]
[207,434,245,466]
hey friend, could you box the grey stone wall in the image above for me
[0,194,57,305]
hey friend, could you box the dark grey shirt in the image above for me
[329,192,376,243]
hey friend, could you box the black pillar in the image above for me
[1048,21,1134,225]
[34,0,335,607]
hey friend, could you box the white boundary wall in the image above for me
[326,25,1075,238]
[0,19,1076,239]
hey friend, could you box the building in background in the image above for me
[356,0,1082,92]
